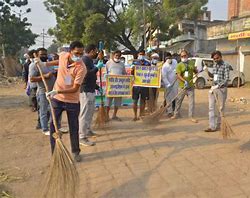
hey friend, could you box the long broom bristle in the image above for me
[221,116,235,139]
[40,139,79,198]
[95,105,108,129]
[141,105,167,125]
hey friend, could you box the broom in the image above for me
[35,62,79,198]
[142,72,200,125]
[213,91,235,139]
[141,86,187,124]
[147,88,159,113]
[95,67,108,129]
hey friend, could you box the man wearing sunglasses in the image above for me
[171,50,198,123]
[204,51,230,132]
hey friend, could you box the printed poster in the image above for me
[106,75,133,97]
[134,65,161,88]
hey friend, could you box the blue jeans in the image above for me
[50,98,80,154]
[37,93,49,131]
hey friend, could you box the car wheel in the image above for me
[232,78,242,87]
[196,78,205,89]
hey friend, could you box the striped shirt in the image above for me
[213,61,230,87]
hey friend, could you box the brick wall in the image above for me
[228,0,250,19]
[239,0,250,17]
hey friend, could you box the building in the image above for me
[163,11,218,57]
[207,0,250,81]
[228,0,250,19]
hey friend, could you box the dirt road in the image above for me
[1,84,250,197]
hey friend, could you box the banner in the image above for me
[106,75,133,97]
[134,65,161,88]
[228,30,250,40]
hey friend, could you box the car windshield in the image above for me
[202,60,214,68]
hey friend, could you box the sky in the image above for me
[20,0,228,49]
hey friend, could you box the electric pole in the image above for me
[143,0,146,50]
[42,29,45,48]
[40,29,47,48]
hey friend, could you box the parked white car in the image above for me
[190,57,245,89]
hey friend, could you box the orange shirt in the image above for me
[54,52,86,103]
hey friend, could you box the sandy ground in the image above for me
[1,84,250,198]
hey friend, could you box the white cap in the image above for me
[151,53,159,58]
[23,53,29,59]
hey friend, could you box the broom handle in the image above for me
[164,78,178,100]
[163,72,199,109]
[35,63,61,138]
[164,86,188,109]
[99,69,104,104]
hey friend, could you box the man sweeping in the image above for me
[204,51,230,132]
[171,50,198,123]
[162,52,178,117]
[38,41,87,162]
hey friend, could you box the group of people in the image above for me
[22,39,230,162]
[161,50,229,133]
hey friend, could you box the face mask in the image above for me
[114,58,120,63]
[120,59,125,63]
[215,60,222,65]
[152,59,158,65]
[40,57,48,62]
[71,55,82,62]
[167,59,172,64]
[138,55,145,60]
[181,58,188,63]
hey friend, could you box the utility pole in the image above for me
[143,0,146,50]
[42,29,45,48]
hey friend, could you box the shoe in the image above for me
[87,131,97,137]
[171,115,178,120]
[79,138,95,146]
[36,124,41,130]
[42,130,50,136]
[132,117,139,121]
[73,153,81,162]
[191,118,198,123]
[167,113,173,118]
[204,128,217,132]
[31,107,37,112]
[112,116,122,121]
[59,127,68,133]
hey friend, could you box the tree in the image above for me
[0,0,37,76]
[47,42,60,54]
[44,0,208,54]
[0,0,37,56]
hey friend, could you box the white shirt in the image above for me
[106,59,126,75]
[162,59,177,87]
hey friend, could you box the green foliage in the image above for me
[0,0,37,56]
[155,25,182,41]
[47,42,60,54]
[44,0,208,53]
[163,0,208,21]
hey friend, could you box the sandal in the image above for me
[112,116,122,121]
